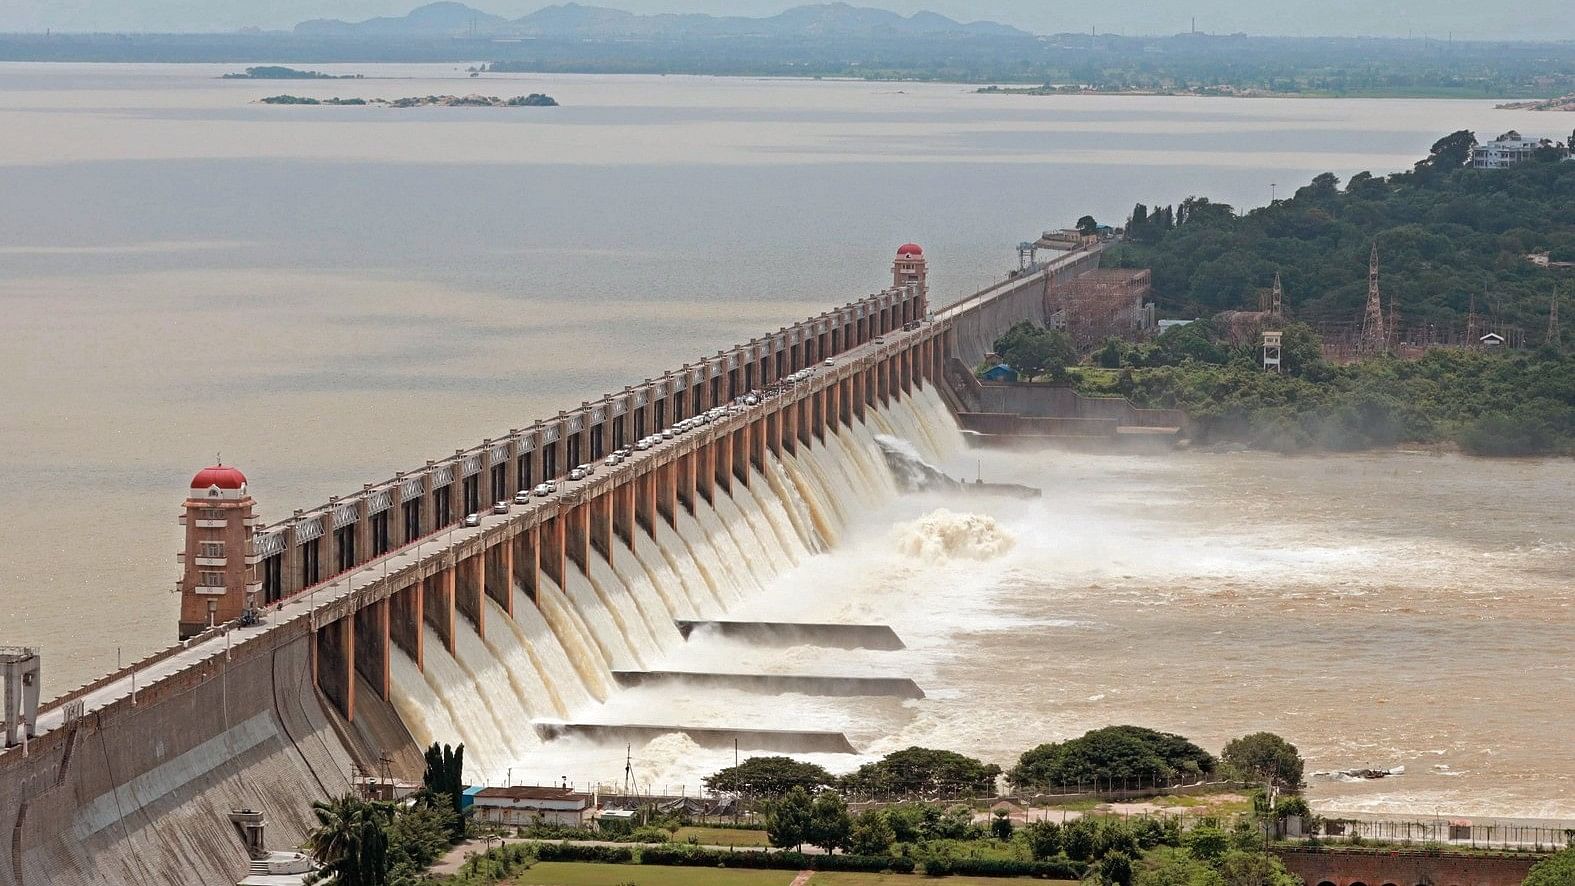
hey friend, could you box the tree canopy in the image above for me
[839,746,1003,799]
[1009,726,1217,790]
[1524,846,1575,886]
[994,321,1078,381]
[705,756,836,801]
[1220,733,1305,791]
[1107,135,1575,341]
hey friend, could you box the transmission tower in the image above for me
[1359,242,1387,357]
[1550,287,1563,348]
[1270,271,1284,318]
[1467,291,1480,347]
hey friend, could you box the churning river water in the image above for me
[0,64,1569,818]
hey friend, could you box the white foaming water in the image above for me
[563,565,639,670]
[651,516,724,614]
[677,507,752,602]
[585,551,660,666]
[743,468,812,566]
[415,626,519,777]
[632,527,704,620]
[892,509,1017,564]
[765,452,827,552]
[535,575,614,700]
[451,619,540,759]
[480,597,568,721]
[389,650,469,764]
[608,542,685,651]
[708,490,777,588]
[512,586,596,713]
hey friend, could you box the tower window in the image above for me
[199,541,225,558]
[199,571,225,587]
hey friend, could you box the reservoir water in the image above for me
[0,64,1569,817]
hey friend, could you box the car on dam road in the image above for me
[634,438,652,451]
[824,358,835,366]
[492,500,510,515]
[568,467,587,481]
[533,483,553,497]
[463,512,482,527]
[604,454,621,467]
[513,490,530,505]
[661,429,675,440]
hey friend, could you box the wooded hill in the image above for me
[1105,130,1575,344]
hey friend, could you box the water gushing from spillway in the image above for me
[390,385,966,783]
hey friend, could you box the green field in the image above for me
[673,826,772,847]
[510,863,1079,885]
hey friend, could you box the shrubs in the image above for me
[924,856,1088,878]
[634,844,911,873]
[528,842,636,864]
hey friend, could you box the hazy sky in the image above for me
[6,0,1574,40]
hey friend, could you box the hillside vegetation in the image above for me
[1105,130,1575,335]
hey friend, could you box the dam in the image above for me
[0,243,1101,886]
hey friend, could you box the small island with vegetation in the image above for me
[222,65,360,80]
[257,93,558,108]
[1497,93,1575,112]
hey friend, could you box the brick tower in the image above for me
[177,463,260,639]
[893,243,929,316]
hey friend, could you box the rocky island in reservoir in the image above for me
[223,65,361,79]
[257,92,558,107]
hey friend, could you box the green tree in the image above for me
[1024,820,1063,859]
[807,791,852,854]
[1524,846,1575,886]
[839,746,1002,799]
[1100,850,1136,886]
[1135,846,1225,886]
[990,809,1014,841]
[848,809,896,856]
[1183,826,1230,864]
[386,796,459,881]
[1078,215,1100,235]
[705,756,836,801]
[765,786,815,850]
[1218,849,1298,886]
[421,743,466,841]
[1063,816,1097,861]
[1220,733,1305,791]
[1009,726,1216,790]
[305,795,393,886]
[1415,129,1476,175]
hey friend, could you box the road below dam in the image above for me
[0,246,1096,885]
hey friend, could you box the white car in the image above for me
[634,438,652,451]
[824,358,835,367]
[491,500,510,515]
[874,336,885,344]
[534,483,552,497]
[513,491,530,505]
[661,429,675,440]
[568,467,587,481]
[604,454,620,467]
[463,513,482,527]
[744,394,760,406]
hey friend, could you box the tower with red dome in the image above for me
[893,243,928,316]
[177,462,260,639]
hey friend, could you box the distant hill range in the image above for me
[293,1,1031,40]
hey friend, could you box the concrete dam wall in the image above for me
[2,249,1058,886]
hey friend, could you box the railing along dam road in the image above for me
[0,245,1099,886]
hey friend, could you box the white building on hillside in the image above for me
[1472,131,1549,169]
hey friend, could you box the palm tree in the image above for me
[305,794,393,886]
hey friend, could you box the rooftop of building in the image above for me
[472,785,592,803]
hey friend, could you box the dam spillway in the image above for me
[0,244,1102,886]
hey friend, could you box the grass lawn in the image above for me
[812,875,1078,885]
[510,862,794,885]
[508,862,1079,885]
[673,826,772,847]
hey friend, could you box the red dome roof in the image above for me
[191,464,247,490]
[897,243,924,257]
